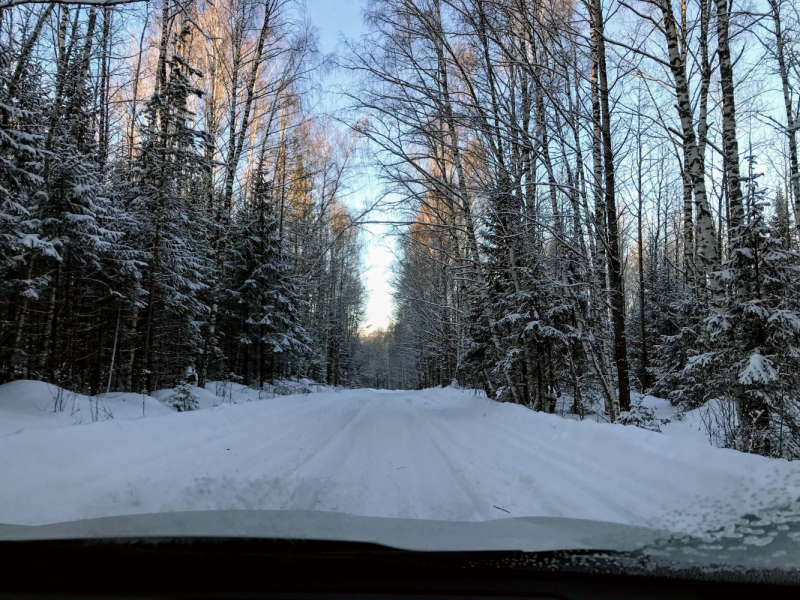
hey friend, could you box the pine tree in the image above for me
[130,25,212,393]
[225,175,312,386]
[0,41,51,377]
[168,366,200,412]
[0,1,364,397]
[617,396,669,432]
[685,169,800,458]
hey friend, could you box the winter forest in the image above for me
[2,0,800,461]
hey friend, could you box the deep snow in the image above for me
[0,379,330,435]
[0,380,174,435]
[1,383,800,536]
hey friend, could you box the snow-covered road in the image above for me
[2,387,800,534]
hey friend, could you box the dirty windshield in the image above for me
[2,0,800,578]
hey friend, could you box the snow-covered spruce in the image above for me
[616,398,670,433]
[683,168,800,459]
[0,6,365,396]
[167,383,200,412]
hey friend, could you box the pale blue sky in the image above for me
[305,0,361,54]
[306,0,395,331]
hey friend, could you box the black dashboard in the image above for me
[1,537,798,599]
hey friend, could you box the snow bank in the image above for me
[151,380,335,407]
[0,381,172,435]
[640,393,723,445]
[0,378,335,435]
[2,386,799,537]
[551,390,730,448]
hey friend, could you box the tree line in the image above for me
[0,0,366,394]
[350,0,800,459]
[2,0,800,460]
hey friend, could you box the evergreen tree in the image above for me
[685,171,800,458]
[226,175,311,386]
[130,26,212,393]
[0,41,51,377]
[168,366,200,412]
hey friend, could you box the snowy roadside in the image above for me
[547,390,727,448]
[0,379,336,436]
[0,378,746,451]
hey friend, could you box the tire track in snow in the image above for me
[420,405,651,524]
[268,395,483,520]
[157,394,376,513]
[419,395,800,532]
[409,398,496,521]
[415,399,612,519]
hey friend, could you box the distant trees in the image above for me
[0,0,365,393]
[351,0,800,458]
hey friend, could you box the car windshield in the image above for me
[2,0,800,582]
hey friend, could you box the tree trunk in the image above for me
[714,0,744,234]
[637,132,650,390]
[659,0,719,281]
[67,7,97,142]
[768,0,800,237]
[128,6,149,165]
[97,7,111,165]
[141,223,160,394]
[6,2,55,103]
[591,0,630,412]
[432,0,522,403]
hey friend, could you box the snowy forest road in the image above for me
[2,388,800,533]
